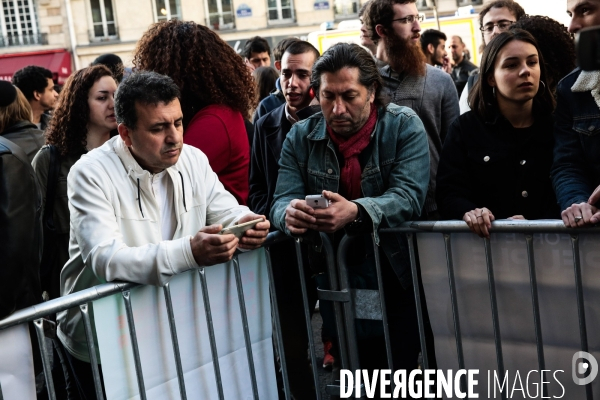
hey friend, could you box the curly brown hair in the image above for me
[512,15,576,93]
[45,65,114,156]
[132,20,256,124]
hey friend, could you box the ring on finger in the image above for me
[574,216,583,222]
[476,215,484,219]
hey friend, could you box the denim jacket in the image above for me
[551,68,600,211]
[269,103,430,288]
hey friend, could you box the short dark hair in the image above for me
[479,0,525,28]
[242,36,271,59]
[273,37,301,62]
[91,53,124,83]
[468,29,555,121]
[284,40,320,62]
[115,71,180,129]
[311,42,384,107]
[12,66,53,100]
[420,29,447,54]
[368,0,417,42]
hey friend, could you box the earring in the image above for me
[538,80,546,95]
[492,86,496,97]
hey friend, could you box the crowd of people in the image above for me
[1,0,600,398]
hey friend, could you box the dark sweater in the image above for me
[436,107,559,220]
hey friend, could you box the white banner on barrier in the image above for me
[94,249,277,400]
[418,231,600,399]
[0,323,36,400]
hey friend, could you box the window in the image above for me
[334,0,358,18]
[154,0,181,21]
[456,0,482,6]
[89,0,117,39]
[206,0,234,30]
[416,0,432,11]
[0,0,44,46]
[267,0,293,23]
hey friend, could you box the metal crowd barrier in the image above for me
[388,220,600,400]
[0,231,291,400]
[2,221,599,399]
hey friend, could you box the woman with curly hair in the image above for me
[513,15,576,93]
[133,20,256,205]
[32,65,117,303]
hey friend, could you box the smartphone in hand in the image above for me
[219,218,264,238]
[305,194,329,209]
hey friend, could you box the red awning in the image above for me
[0,49,72,84]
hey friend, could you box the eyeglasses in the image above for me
[480,20,515,34]
[392,14,425,24]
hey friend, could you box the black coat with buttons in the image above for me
[436,106,560,220]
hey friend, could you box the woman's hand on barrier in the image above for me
[312,191,359,233]
[239,214,270,250]
[562,202,599,228]
[191,225,239,266]
[463,207,495,238]
[285,199,319,235]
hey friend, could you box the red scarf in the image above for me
[327,106,377,200]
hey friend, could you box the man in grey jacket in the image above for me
[367,0,459,219]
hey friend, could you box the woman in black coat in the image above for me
[436,29,559,237]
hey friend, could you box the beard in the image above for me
[385,30,426,77]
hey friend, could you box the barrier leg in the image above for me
[233,256,260,400]
[294,239,322,400]
[79,303,104,400]
[33,319,56,400]
[264,246,291,400]
[0,380,3,400]
[571,235,593,400]
[122,291,147,400]
[443,234,466,393]
[483,237,506,400]
[163,283,187,400]
[406,233,429,370]
[197,268,225,400]
[371,234,394,374]
[525,235,546,395]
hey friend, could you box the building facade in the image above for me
[0,0,495,80]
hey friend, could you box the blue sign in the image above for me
[236,3,252,17]
[314,1,329,10]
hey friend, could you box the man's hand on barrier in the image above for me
[313,191,359,233]
[285,199,319,235]
[238,213,270,250]
[463,207,495,238]
[191,224,238,266]
[562,202,599,227]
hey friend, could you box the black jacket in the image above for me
[248,104,320,217]
[436,106,560,220]
[0,136,42,318]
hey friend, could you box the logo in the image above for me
[572,351,598,385]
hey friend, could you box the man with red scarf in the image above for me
[270,42,436,376]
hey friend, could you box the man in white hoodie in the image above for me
[57,71,269,397]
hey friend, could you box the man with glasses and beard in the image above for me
[366,0,459,219]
